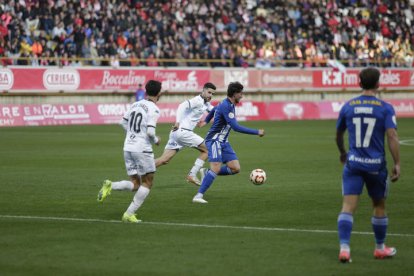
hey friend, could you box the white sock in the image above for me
[189,158,205,177]
[194,192,203,199]
[376,243,385,250]
[126,186,150,215]
[112,180,134,191]
[340,244,350,252]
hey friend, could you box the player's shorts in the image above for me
[164,129,204,151]
[342,164,389,200]
[206,140,238,163]
[124,151,155,176]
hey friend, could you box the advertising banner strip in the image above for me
[2,100,414,127]
[2,67,414,92]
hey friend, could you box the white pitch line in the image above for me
[1,214,413,237]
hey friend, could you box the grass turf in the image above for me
[0,119,413,275]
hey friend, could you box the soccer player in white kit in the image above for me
[97,80,162,223]
[155,82,216,185]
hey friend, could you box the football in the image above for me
[250,169,266,185]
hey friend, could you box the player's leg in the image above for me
[155,149,177,167]
[366,170,396,259]
[177,131,206,185]
[112,152,142,191]
[97,151,136,202]
[193,140,220,203]
[217,142,240,175]
[123,153,155,222]
[337,166,364,263]
[187,142,208,185]
[155,131,181,167]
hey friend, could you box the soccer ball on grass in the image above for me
[250,169,266,185]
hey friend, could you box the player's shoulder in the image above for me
[218,98,232,109]
[190,95,204,105]
[144,99,160,113]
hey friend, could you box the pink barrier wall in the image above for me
[2,100,414,127]
[2,67,414,92]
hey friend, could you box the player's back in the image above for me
[337,95,396,171]
[123,99,159,153]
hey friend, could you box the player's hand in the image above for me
[258,129,265,137]
[171,123,179,131]
[155,136,161,146]
[390,164,400,182]
[197,121,206,128]
[339,152,347,164]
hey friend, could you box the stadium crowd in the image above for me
[0,0,414,68]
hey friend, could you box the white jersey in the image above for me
[121,99,160,153]
[176,95,213,130]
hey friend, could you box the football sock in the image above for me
[126,186,150,214]
[198,170,217,194]
[372,216,388,247]
[112,180,134,191]
[189,158,205,177]
[217,165,233,175]
[338,212,353,247]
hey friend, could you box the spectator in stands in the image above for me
[135,84,145,102]
[0,0,414,68]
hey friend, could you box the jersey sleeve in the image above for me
[175,101,189,123]
[148,106,160,128]
[384,103,397,130]
[120,105,132,131]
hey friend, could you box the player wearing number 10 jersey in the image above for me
[335,67,400,263]
[97,80,162,223]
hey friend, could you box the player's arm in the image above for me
[386,127,400,182]
[203,106,216,124]
[335,129,347,164]
[173,100,190,131]
[147,125,160,145]
[147,110,161,146]
[227,117,263,136]
[120,117,128,131]
[335,106,347,164]
[120,107,131,131]
[176,100,191,122]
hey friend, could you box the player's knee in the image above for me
[231,167,240,174]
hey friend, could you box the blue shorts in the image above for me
[342,165,389,200]
[206,140,238,163]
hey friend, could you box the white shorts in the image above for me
[164,129,204,151]
[124,151,155,176]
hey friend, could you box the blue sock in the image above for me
[218,166,233,175]
[198,170,217,194]
[338,212,353,246]
[372,216,388,245]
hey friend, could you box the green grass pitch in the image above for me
[0,119,413,275]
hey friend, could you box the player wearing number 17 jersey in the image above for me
[335,67,400,263]
[97,80,162,223]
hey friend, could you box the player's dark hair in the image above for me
[145,80,162,96]
[359,67,380,90]
[227,82,244,97]
[203,82,216,90]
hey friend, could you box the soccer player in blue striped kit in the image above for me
[335,67,401,263]
[192,81,265,204]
